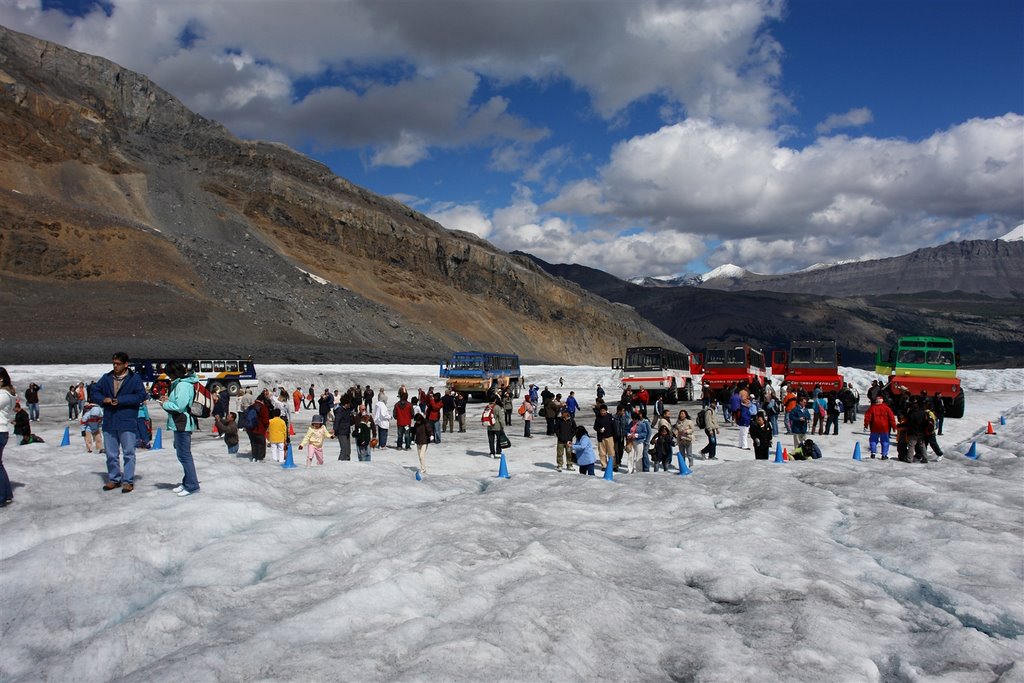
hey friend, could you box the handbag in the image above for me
[498,431,512,450]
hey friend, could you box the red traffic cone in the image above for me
[288,421,296,436]
[782,448,789,461]
[986,421,996,435]
[211,422,219,435]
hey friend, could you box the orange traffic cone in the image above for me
[288,421,296,436]
[986,421,996,435]
[782,448,789,461]
[211,422,219,435]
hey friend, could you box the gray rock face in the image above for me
[700,241,1024,298]
[0,25,682,364]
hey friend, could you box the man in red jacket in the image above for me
[392,395,414,451]
[863,396,897,459]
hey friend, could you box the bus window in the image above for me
[898,350,924,364]
[726,349,746,365]
[213,360,225,372]
[704,349,726,364]
[199,361,213,373]
[792,347,813,363]
[226,361,239,372]
[813,347,833,364]
[191,361,200,372]
[927,351,954,365]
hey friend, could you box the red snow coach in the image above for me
[697,342,768,392]
[771,340,844,393]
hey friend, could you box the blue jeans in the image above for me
[377,427,388,449]
[357,444,371,461]
[103,429,137,484]
[432,419,442,443]
[0,432,11,501]
[173,431,199,492]
[641,441,651,472]
[869,432,891,457]
[28,403,39,421]
[397,425,411,449]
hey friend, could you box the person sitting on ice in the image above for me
[571,426,597,476]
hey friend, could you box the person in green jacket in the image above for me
[160,362,200,497]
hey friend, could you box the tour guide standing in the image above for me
[91,352,146,493]
[160,361,201,497]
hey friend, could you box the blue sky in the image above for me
[6,0,1023,277]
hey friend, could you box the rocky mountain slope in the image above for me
[0,25,682,364]
[520,254,1024,368]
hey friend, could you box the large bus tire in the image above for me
[947,392,965,419]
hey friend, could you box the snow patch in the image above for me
[997,223,1024,241]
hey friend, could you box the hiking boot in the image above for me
[121,483,134,493]
[103,481,121,491]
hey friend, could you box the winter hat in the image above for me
[311,414,324,425]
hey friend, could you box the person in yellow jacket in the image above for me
[298,414,333,466]
[267,408,288,463]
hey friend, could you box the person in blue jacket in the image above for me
[572,426,597,475]
[160,361,200,497]
[90,352,147,493]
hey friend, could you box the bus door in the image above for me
[771,350,787,375]
[611,357,623,370]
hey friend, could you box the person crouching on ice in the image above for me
[298,414,333,466]
[572,426,597,475]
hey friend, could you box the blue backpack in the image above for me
[240,403,259,431]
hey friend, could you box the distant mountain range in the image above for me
[518,241,1024,367]
[627,236,1024,298]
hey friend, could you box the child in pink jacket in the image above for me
[298,414,333,466]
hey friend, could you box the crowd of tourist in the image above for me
[0,355,953,508]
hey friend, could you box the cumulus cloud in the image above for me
[816,107,873,134]
[0,0,787,163]
[550,114,1024,271]
[427,187,705,279]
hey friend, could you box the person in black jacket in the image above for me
[554,409,576,471]
[332,397,355,461]
[650,424,675,472]
[592,403,616,470]
[749,411,773,460]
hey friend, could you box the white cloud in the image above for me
[0,0,787,162]
[550,114,1024,266]
[816,107,873,135]
[427,202,493,240]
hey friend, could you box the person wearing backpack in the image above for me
[698,399,720,460]
[91,352,147,494]
[243,395,270,462]
[160,361,201,497]
[521,395,534,438]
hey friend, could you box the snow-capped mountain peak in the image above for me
[702,263,748,280]
[997,224,1024,241]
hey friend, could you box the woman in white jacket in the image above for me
[0,367,15,506]
[373,396,391,449]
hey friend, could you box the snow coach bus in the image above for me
[611,346,699,402]
[697,342,768,391]
[875,336,965,418]
[130,358,258,397]
[439,351,522,399]
[771,340,844,392]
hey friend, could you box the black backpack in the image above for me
[696,409,708,430]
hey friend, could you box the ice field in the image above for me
[0,364,1021,682]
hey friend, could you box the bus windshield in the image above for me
[704,348,746,366]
